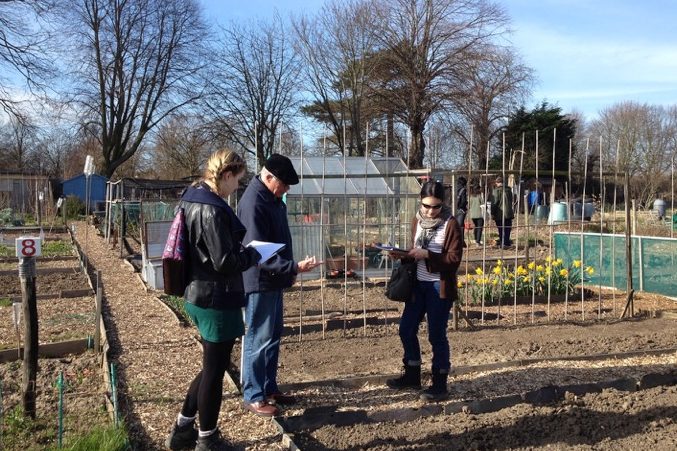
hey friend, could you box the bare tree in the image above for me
[0,0,57,121]
[590,101,674,206]
[371,0,508,168]
[450,45,534,169]
[204,14,301,167]
[294,0,381,156]
[152,114,212,179]
[62,0,209,178]
[0,114,38,172]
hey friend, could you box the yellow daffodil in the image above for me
[493,266,502,275]
[560,269,569,277]
[504,279,512,285]
[527,261,535,270]
[475,267,484,275]
[586,266,595,275]
[545,255,552,263]
[573,260,582,268]
[545,267,552,275]
[536,265,544,272]
[457,281,464,288]
[522,276,530,282]
[496,259,503,266]
[538,276,545,283]
[492,279,498,286]
[552,259,562,267]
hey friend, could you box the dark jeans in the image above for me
[398,280,452,371]
[180,339,235,431]
[495,217,513,247]
[472,218,484,243]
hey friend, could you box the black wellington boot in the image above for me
[420,370,449,401]
[386,364,421,390]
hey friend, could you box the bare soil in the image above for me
[0,350,109,450]
[3,224,676,450]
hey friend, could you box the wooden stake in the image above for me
[19,257,38,419]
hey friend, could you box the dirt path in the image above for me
[73,223,283,450]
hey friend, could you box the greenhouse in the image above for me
[284,156,421,276]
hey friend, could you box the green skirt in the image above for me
[184,302,244,343]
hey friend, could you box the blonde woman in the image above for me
[166,149,260,450]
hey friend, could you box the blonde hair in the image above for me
[201,148,246,185]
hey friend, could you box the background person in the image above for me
[489,175,514,248]
[468,183,485,246]
[386,180,463,402]
[166,149,261,451]
[238,154,319,417]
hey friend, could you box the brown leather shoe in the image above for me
[244,400,279,417]
[266,392,297,405]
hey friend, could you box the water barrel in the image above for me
[534,205,549,223]
[583,203,594,220]
[653,198,666,219]
[548,202,568,224]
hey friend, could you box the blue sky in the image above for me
[201,0,677,121]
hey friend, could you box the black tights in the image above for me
[180,339,235,432]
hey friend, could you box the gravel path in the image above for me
[73,223,283,450]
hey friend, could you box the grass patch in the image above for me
[0,297,12,307]
[53,424,129,451]
[42,240,74,257]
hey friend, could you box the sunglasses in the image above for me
[421,202,443,210]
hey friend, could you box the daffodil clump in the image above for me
[458,257,595,304]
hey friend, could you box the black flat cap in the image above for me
[264,153,299,185]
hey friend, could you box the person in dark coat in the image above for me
[166,149,261,451]
[238,154,320,417]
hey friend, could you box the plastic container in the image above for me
[548,202,568,224]
[653,198,666,219]
[534,205,549,223]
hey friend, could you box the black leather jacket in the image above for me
[180,183,260,309]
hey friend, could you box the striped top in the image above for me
[414,219,450,282]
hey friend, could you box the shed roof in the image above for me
[286,156,420,197]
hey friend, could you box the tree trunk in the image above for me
[408,119,426,169]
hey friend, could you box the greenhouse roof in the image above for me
[286,156,420,197]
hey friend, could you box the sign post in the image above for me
[16,237,41,418]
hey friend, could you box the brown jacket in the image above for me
[409,215,464,301]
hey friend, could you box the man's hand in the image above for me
[298,255,322,273]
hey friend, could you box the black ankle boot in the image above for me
[420,370,448,401]
[386,364,421,389]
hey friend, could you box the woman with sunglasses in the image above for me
[386,180,464,401]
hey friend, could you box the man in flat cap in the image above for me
[237,153,319,417]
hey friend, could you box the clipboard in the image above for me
[373,244,410,254]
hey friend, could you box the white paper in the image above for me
[247,240,285,263]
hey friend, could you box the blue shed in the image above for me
[62,173,108,212]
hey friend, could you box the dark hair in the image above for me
[420,180,445,201]
[458,176,467,186]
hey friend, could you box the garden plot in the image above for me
[0,351,111,450]
[0,236,95,349]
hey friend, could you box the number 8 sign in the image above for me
[16,237,42,257]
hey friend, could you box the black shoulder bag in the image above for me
[385,260,416,302]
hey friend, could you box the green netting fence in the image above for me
[109,201,178,226]
[554,232,677,297]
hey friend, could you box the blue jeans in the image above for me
[398,280,452,372]
[242,291,284,403]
